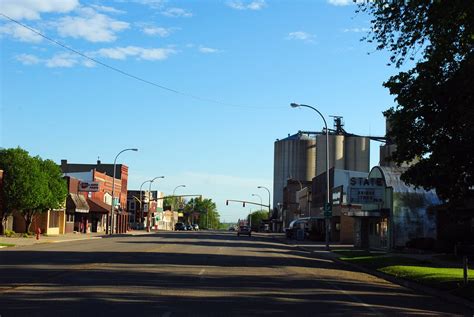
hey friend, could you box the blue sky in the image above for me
[1,0,396,222]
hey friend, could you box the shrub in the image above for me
[4,229,15,237]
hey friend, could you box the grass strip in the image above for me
[336,251,474,301]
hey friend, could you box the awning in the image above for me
[87,198,110,214]
[67,193,89,213]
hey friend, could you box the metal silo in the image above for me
[273,133,316,208]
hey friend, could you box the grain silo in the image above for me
[273,132,316,209]
[315,135,370,176]
[274,117,371,210]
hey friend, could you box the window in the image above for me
[49,210,60,227]
[128,200,136,211]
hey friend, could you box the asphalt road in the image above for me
[0,231,472,316]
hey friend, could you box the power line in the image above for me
[0,12,282,110]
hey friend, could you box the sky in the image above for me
[1,0,397,222]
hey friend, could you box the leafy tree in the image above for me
[0,148,67,232]
[37,158,68,211]
[359,2,474,201]
[184,197,221,229]
[248,210,268,230]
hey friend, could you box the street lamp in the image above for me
[172,184,186,211]
[257,185,271,216]
[147,176,165,232]
[109,148,138,235]
[291,102,330,251]
[131,196,142,228]
[251,193,263,209]
[139,179,152,228]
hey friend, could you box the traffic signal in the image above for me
[226,200,229,205]
[243,202,246,207]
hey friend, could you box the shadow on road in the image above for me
[0,232,470,316]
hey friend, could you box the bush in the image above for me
[4,229,15,237]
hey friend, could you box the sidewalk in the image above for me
[269,233,474,310]
[0,229,156,248]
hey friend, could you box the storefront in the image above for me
[348,166,440,250]
[66,193,89,233]
[87,198,109,233]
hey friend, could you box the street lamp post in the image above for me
[131,196,142,228]
[139,180,151,229]
[291,102,330,251]
[109,148,138,235]
[251,193,263,210]
[147,176,165,232]
[257,186,271,230]
[172,184,186,211]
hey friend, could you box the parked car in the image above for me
[185,224,193,231]
[285,219,308,239]
[237,225,251,237]
[228,226,235,231]
[174,222,186,231]
[192,224,199,231]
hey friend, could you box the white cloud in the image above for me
[133,0,166,10]
[0,0,78,20]
[343,27,370,33]
[45,53,78,68]
[287,31,315,43]
[15,53,41,65]
[90,5,125,14]
[198,46,220,54]
[0,22,42,42]
[96,46,177,61]
[55,7,129,42]
[227,0,267,10]
[161,8,193,18]
[142,26,172,37]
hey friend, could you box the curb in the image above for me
[272,235,474,311]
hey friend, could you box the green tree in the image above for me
[359,2,474,201]
[248,210,268,231]
[0,148,68,233]
[0,148,43,232]
[184,197,220,229]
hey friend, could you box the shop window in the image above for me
[66,214,74,222]
[49,211,60,227]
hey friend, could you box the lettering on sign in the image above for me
[348,187,384,204]
[78,182,99,192]
[332,185,343,205]
[350,177,384,187]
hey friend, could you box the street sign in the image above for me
[324,202,332,217]
[324,202,332,211]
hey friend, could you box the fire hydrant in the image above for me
[36,227,41,240]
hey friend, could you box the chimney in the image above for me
[61,159,68,173]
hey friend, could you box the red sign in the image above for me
[78,182,99,192]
